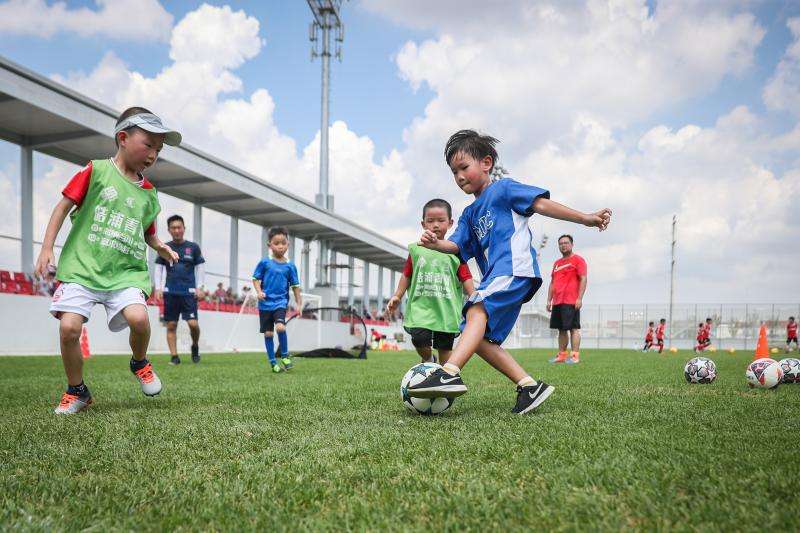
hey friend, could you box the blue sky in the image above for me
[0,1,799,304]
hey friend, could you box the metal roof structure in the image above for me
[0,55,406,271]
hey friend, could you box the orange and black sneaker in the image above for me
[54,391,92,415]
[549,351,569,363]
[566,351,580,364]
[130,359,162,397]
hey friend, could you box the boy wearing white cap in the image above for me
[36,106,182,414]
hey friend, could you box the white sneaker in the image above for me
[132,362,162,396]
[54,392,92,414]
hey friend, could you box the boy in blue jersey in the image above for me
[252,226,302,373]
[407,130,612,414]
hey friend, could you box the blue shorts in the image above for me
[461,276,542,344]
[163,294,198,322]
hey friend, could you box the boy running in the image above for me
[36,107,181,414]
[407,130,611,414]
[252,227,302,373]
[786,316,798,353]
[694,318,712,352]
[655,318,666,353]
[387,199,475,364]
[642,321,655,352]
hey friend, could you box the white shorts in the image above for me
[50,282,147,332]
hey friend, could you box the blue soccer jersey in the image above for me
[252,258,300,311]
[156,240,205,296]
[448,178,549,281]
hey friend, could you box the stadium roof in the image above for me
[0,55,406,271]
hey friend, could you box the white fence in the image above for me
[507,303,800,351]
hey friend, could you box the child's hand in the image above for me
[258,291,266,300]
[157,244,179,266]
[583,208,612,231]
[387,295,399,314]
[418,229,438,247]
[35,249,55,278]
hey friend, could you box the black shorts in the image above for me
[404,327,457,351]
[163,294,198,322]
[788,336,798,344]
[698,338,710,346]
[259,308,287,333]
[550,304,580,331]
[656,338,664,345]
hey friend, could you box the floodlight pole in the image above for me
[668,215,677,349]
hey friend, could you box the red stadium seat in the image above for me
[0,271,12,282]
[16,281,34,295]
[13,271,27,282]
[0,279,14,293]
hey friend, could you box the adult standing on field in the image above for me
[547,234,587,364]
[154,214,205,365]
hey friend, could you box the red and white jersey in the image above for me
[696,326,705,340]
[789,321,798,338]
[645,326,654,341]
[703,323,712,339]
[656,323,666,340]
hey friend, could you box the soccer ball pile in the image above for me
[684,357,717,384]
[400,362,454,415]
[746,358,783,389]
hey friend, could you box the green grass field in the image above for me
[1,348,798,531]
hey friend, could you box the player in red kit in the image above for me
[655,318,666,353]
[695,318,712,352]
[787,316,798,353]
[642,322,655,352]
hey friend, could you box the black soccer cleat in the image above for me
[169,356,181,366]
[191,345,200,364]
[406,368,467,398]
[512,382,555,415]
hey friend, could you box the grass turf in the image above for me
[1,348,798,531]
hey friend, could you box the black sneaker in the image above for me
[512,382,555,415]
[191,345,200,364]
[169,356,181,365]
[406,368,467,398]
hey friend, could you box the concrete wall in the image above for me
[0,293,374,355]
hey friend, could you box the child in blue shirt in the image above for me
[252,226,302,373]
[407,130,611,414]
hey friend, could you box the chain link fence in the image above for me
[508,303,800,351]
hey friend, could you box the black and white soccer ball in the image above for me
[778,358,800,384]
[400,362,454,415]
[684,357,717,384]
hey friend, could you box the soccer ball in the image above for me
[400,362,454,415]
[669,347,678,353]
[684,357,717,384]
[745,358,783,389]
[779,358,800,384]
[770,347,780,354]
[708,346,717,353]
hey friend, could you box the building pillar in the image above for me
[289,233,297,263]
[362,260,370,316]
[261,226,269,259]
[301,240,310,289]
[193,203,203,248]
[329,249,337,286]
[377,265,384,317]
[20,145,33,274]
[316,240,328,286]
[347,255,355,308]
[229,216,239,292]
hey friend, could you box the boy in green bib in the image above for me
[35,106,181,415]
[387,199,474,363]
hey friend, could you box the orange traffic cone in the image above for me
[80,326,91,359]
[754,323,769,360]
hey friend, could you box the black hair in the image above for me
[706,317,712,322]
[444,130,499,171]
[167,214,184,227]
[698,323,703,327]
[791,316,796,320]
[648,321,654,326]
[114,106,153,148]
[268,226,289,241]
[660,318,666,323]
[422,198,452,220]
[558,234,574,244]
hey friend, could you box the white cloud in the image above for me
[763,18,800,116]
[0,0,173,42]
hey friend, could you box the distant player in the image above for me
[547,234,587,364]
[642,321,655,352]
[787,316,798,353]
[154,214,205,365]
[35,107,181,414]
[387,199,475,364]
[655,318,666,353]
[695,318,712,352]
[252,226,302,373]
[406,130,612,414]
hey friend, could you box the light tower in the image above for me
[308,0,344,212]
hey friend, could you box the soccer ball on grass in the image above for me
[684,357,717,384]
[745,358,783,389]
[400,362,455,415]
[778,358,800,384]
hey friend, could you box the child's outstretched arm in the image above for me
[419,229,461,255]
[145,233,178,266]
[35,196,75,277]
[532,198,612,231]
[386,274,409,315]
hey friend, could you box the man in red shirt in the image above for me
[655,318,666,353]
[787,316,798,353]
[547,235,587,364]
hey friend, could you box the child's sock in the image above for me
[277,331,288,357]
[442,362,460,376]
[67,381,89,397]
[264,336,277,365]
[130,357,149,372]
[517,376,536,388]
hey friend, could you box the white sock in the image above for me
[517,376,536,387]
[442,363,460,376]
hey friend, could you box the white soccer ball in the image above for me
[745,358,783,389]
[684,357,717,384]
[400,362,455,415]
[778,358,800,384]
